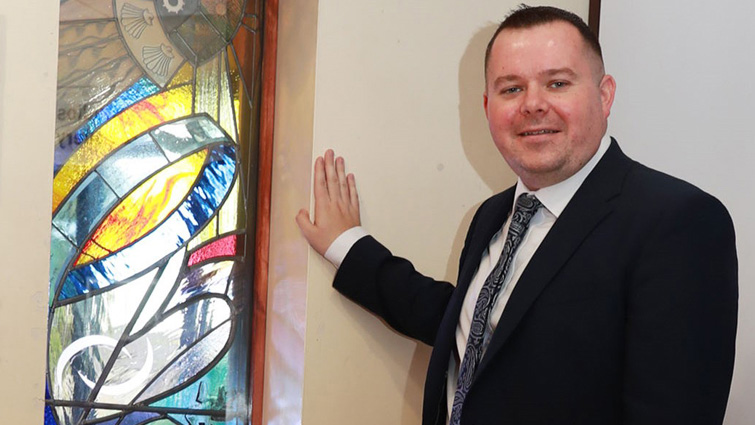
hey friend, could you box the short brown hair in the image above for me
[484,5,603,77]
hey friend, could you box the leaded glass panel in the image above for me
[46,1,264,424]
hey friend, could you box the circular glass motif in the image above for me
[154,0,246,65]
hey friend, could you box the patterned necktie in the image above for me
[450,193,542,425]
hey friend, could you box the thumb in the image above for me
[296,209,315,237]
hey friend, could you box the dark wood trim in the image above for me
[252,0,278,423]
[589,0,602,38]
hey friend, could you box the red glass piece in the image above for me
[187,234,243,266]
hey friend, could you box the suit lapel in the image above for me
[422,188,515,424]
[475,140,634,378]
[431,188,515,360]
[458,191,515,293]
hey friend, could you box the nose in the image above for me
[520,87,548,115]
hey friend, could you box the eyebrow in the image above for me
[491,67,579,88]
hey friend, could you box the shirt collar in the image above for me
[513,134,611,218]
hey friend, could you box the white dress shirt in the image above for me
[324,135,612,422]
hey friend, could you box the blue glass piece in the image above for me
[59,144,237,300]
[43,384,56,424]
[152,116,229,161]
[50,226,76,305]
[97,134,169,197]
[52,172,118,245]
[44,404,57,425]
[119,411,160,425]
[54,78,160,174]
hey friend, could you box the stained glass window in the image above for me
[46,1,266,424]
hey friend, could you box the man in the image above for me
[296,5,737,425]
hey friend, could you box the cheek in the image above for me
[488,101,518,126]
[551,101,578,126]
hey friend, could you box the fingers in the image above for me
[295,208,313,235]
[296,208,328,255]
[335,156,349,203]
[313,156,328,203]
[347,173,359,210]
[324,149,339,201]
[322,149,353,205]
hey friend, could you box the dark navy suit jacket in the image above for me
[333,140,737,425]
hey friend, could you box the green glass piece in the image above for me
[49,227,76,305]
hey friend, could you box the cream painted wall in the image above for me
[0,0,58,422]
[266,1,588,424]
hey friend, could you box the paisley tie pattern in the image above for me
[450,193,542,425]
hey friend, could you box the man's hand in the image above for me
[296,149,361,256]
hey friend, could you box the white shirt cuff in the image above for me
[324,226,369,268]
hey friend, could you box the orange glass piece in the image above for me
[52,84,193,212]
[76,149,209,266]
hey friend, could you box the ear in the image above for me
[483,91,490,120]
[599,74,617,118]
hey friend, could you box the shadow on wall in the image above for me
[401,23,519,425]
[443,23,518,284]
[458,23,517,194]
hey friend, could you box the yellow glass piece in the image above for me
[168,61,194,89]
[218,177,242,234]
[52,84,193,212]
[218,53,237,141]
[196,56,221,120]
[187,217,218,251]
[76,149,208,265]
[226,45,243,137]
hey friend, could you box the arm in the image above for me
[333,236,455,346]
[623,192,738,425]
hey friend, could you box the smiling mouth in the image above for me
[520,129,559,136]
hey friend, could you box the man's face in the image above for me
[484,21,616,190]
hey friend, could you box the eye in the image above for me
[549,81,569,89]
[500,86,522,95]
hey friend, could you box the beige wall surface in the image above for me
[0,0,58,422]
[266,1,588,424]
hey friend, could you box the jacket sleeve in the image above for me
[332,235,456,346]
[331,195,492,347]
[622,191,738,425]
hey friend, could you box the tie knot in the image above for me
[511,193,542,230]
[515,193,542,214]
